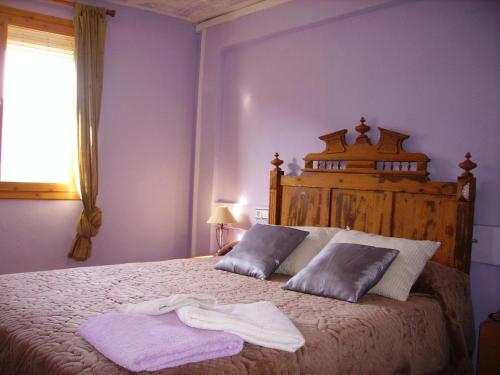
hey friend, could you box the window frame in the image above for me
[0,5,79,200]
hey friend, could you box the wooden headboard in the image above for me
[268,117,476,273]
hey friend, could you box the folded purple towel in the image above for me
[79,312,243,371]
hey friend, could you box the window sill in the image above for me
[0,182,80,200]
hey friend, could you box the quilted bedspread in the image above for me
[0,258,474,375]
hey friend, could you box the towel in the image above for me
[79,312,243,372]
[117,294,217,315]
[117,294,305,353]
[177,301,305,352]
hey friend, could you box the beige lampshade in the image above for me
[207,206,237,224]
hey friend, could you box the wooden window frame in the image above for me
[0,5,79,200]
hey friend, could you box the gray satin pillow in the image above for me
[214,224,309,280]
[283,242,399,302]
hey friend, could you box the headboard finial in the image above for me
[459,152,477,177]
[355,116,371,144]
[271,152,284,170]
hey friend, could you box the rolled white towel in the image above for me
[177,301,305,352]
[117,294,217,315]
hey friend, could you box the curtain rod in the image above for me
[51,0,116,17]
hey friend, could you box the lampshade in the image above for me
[207,206,237,224]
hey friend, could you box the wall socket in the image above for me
[255,208,269,220]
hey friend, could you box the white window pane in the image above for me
[0,43,76,183]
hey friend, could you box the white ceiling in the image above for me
[103,0,265,23]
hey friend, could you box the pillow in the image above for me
[275,226,341,276]
[214,224,309,279]
[283,242,399,302]
[330,230,440,301]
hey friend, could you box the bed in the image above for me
[0,118,476,374]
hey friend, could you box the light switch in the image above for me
[255,208,269,220]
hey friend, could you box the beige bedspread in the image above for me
[0,258,473,375]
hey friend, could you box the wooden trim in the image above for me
[0,182,80,200]
[280,174,458,196]
[0,5,73,36]
[0,6,77,202]
[196,0,291,31]
[303,118,431,177]
[50,0,116,18]
[302,168,426,176]
[269,153,284,225]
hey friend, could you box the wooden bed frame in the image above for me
[268,117,476,273]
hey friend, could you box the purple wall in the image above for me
[1,0,498,350]
[195,0,500,349]
[196,0,500,247]
[0,0,198,274]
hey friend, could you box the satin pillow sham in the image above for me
[214,224,309,280]
[283,242,399,302]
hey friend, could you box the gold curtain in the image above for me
[69,3,107,261]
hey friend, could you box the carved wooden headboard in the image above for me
[268,117,476,273]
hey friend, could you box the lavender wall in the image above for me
[195,0,500,347]
[0,0,198,274]
[0,0,498,360]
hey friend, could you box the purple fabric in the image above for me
[79,312,243,372]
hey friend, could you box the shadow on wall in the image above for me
[287,157,301,176]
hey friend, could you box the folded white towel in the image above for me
[177,301,305,352]
[117,294,217,315]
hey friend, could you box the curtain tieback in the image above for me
[77,207,102,238]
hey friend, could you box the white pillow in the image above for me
[276,226,341,276]
[329,230,440,301]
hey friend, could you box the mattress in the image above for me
[0,257,474,374]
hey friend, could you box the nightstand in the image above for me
[477,319,500,375]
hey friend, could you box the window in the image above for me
[0,6,79,200]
